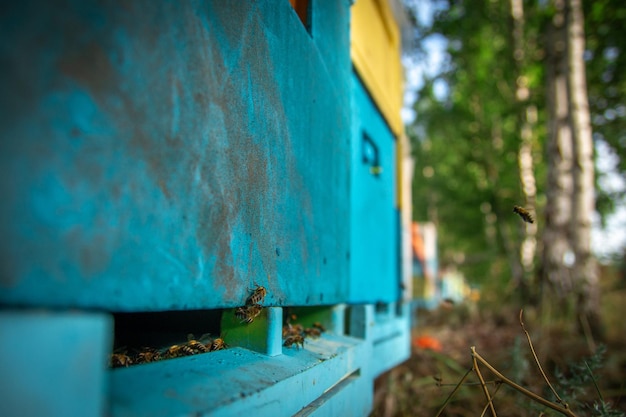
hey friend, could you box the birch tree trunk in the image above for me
[566,0,601,342]
[543,0,602,342]
[543,0,575,301]
[510,0,539,301]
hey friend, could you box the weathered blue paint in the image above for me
[350,74,399,303]
[266,306,283,356]
[0,2,412,416]
[294,373,370,417]
[348,303,411,378]
[331,304,347,335]
[0,311,112,417]
[0,0,351,311]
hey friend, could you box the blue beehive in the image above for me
[0,1,413,416]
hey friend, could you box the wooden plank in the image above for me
[351,0,404,136]
[0,311,112,417]
[350,74,399,303]
[110,334,369,417]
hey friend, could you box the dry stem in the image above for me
[434,310,582,417]
[473,353,498,417]
[434,368,473,417]
[471,347,579,417]
[519,309,567,407]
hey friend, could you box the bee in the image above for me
[163,344,185,359]
[282,323,304,338]
[312,322,326,332]
[235,303,263,324]
[513,205,534,223]
[246,284,267,306]
[135,347,161,364]
[184,339,209,354]
[209,337,227,352]
[234,306,248,322]
[110,353,133,368]
[304,327,321,338]
[180,346,195,356]
[283,334,304,349]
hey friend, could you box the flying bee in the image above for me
[246,284,267,306]
[513,205,534,224]
[235,303,263,324]
[283,334,304,349]
[209,337,227,352]
[110,353,133,368]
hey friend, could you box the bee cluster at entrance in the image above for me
[234,284,267,324]
[109,333,227,368]
[282,314,326,349]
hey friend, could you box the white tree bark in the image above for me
[543,0,575,298]
[542,0,601,340]
[566,0,600,337]
[510,0,538,292]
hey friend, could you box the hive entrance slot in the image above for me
[110,309,224,367]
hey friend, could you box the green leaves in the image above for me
[584,0,626,209]
[409,0,545,288]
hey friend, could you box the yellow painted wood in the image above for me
[351,0,404,136]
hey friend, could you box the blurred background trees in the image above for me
[406,0,626,339]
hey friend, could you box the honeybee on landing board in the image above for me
[283,334,305,349]
[312,322,326,332]
[110,353,133,368]
[209,337,227,352]
[180,340,209,356]
[135,347,161,364]
[185,339,209,354]
[163,344,186,359]
[304,327,321,338]
[513,205,534,224]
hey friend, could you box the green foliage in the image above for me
[407,0,626,287]
[591,401,626,417]
[554,345,607,405]
[584,0,626,176]
[409,0,548,288]
[553,345,625,417]
[583,0,626,224]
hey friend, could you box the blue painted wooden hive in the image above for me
[0,1,414,416]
